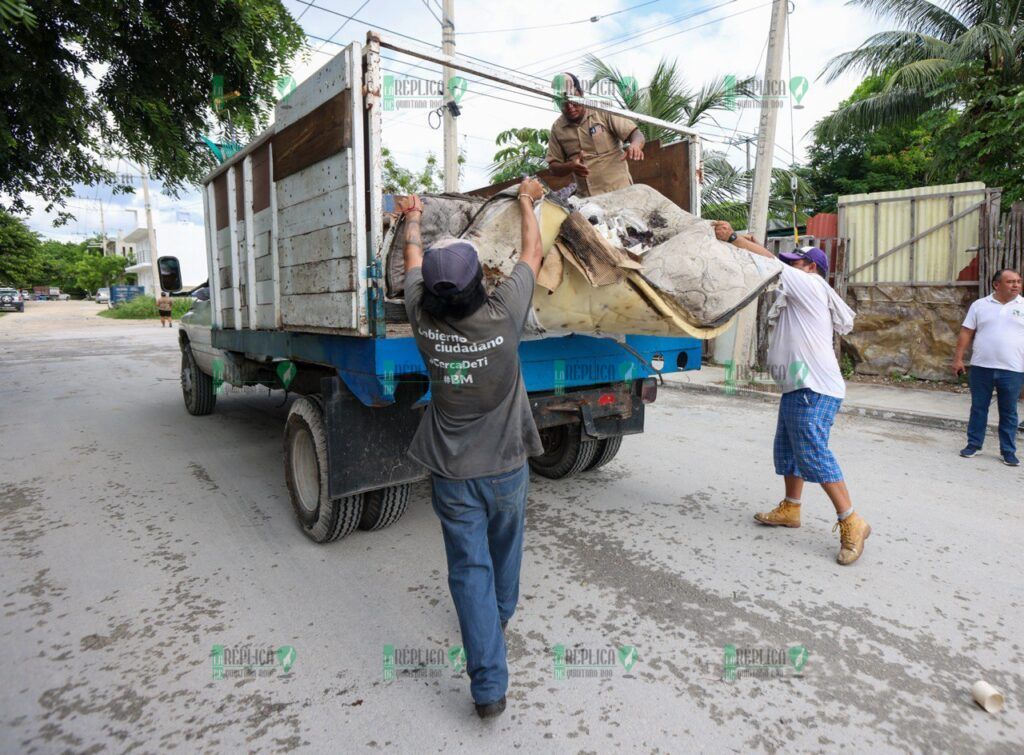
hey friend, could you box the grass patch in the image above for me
[97,295,193,319]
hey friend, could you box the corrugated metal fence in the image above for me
[838,182,985,286]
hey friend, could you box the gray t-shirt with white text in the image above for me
[405,262,543,479]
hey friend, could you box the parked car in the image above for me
[95,288,110,304]
[0,288,24,313]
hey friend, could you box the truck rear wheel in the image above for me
[529,424,599,479]
[585,436,623,471]
[284,396,363,543]
[359,484,410,531]
[181,345,216,415]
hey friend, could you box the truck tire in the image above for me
[284,396,364,543]
[181,345,216,416]
[585,436,623,471]
[529,424,599,479]
[359,484,410,531]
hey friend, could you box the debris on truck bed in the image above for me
[384,184,781,339]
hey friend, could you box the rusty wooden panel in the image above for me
[213,173,229,231]
[251,142,271,213]
[272,90,352,182]
[466,139,691,211]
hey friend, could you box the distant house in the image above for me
[122,222,207,294]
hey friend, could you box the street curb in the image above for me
[660,379,976,434]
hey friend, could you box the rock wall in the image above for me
[842,285,977,382]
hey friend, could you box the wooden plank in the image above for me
[847,201,985,277]
[269,142,282,328]
[243,155,258,327]
[253,207,273,240]
[251,142,271,213]
[346,41,369,337]
[255,252,274,282]
[280,291,358,330]
[275,154,348,211]
[280,258,356,296]
[204,184,221,328]
[218,266,232,290]
[254,229,270,260]
[271,90,352,182]
[213,174,229,231]
[255,280,275,306]
[226,165,242,328]
[279,224,351,268]
[234,166,244,220]
[278,189,351,240]
[274,47,351,130]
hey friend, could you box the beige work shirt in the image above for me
[546,109,638,197]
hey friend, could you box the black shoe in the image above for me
[475,696,506,719]
[1002,452,1020,467]
[960,445,980,458]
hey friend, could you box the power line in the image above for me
[311,0,372,55]
[456,0,664,35]
[293,0,440,48]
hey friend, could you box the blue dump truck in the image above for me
[160,36,706,544]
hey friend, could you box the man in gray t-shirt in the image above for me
[396,178,545,719]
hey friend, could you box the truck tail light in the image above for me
[640,378,657,404]
[598,393,617,406]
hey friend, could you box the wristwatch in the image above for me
[727,232,738,243]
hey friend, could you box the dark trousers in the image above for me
[967,366,1024,455]
[431,463,528,704]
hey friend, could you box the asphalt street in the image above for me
[1,302,1022,753]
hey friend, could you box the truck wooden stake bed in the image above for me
[162,34,706,544]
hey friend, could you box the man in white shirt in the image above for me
[952,269,1024,466]
[713,222,871,566]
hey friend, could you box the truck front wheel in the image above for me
[181,345,216,415]
[529,424,599,479]
[284,397,363,543]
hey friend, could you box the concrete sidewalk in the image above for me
[662,365,1020,435]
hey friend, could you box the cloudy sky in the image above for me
[24,0,885,242]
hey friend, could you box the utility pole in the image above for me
[140,163,160,295]
[98,201,106,255]
[728,0,788,369]
[442,0,458,192]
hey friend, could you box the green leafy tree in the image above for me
[807,76,954,212]
[489,128,550,182]
[819,0,1024,202]
[1,1,305,221]
[74,253,129,294]
[380,147,465,194]
[0,210,41,287]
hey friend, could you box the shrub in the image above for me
[98,295,193,319]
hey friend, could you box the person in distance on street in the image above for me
[712,221,871,566]
[396,177,546,718]
[952,268,1024,466]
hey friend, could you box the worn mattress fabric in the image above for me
[384,184,781,337]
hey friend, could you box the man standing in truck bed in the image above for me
[396,177,545,719]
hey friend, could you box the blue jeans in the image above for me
[431,463,528,705]
[967,366,1024,454]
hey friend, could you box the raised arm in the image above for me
[395,195,425,271]
[711,220,774,260]
[517,177,545,276]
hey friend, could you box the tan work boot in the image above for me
[833,512,871,565]
[753,500,801,528]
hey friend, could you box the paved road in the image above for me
[2,302,1022,753]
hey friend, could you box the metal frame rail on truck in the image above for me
[162,33,706,544]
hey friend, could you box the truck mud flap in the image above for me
[530,383,646,440]
[322,376,428,499]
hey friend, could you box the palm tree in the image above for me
[818,0,1024,138]
[583,54,812,226]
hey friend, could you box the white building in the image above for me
[123,221,208,294]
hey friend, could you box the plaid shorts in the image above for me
[773,389,844,483]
